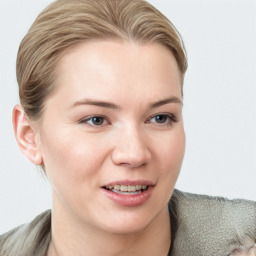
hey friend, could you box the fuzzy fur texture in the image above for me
[169,190,256,256]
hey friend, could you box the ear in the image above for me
[12,104,43,165]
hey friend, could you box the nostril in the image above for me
[119,161,147,168]
[111,149,151,168]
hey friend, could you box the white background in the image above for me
[0,0,255,234]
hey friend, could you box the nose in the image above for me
[111,125,151,168]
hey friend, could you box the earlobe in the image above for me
[12,104,43,165]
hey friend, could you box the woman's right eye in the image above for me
[79,116,109,127]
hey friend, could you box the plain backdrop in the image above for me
[0,0,255,234]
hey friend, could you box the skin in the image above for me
[232,247,256,256]
[13,40,185,256]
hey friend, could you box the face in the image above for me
[36,40,185,235]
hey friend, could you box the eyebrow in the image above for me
[71,96,182,110]
[149,97,183,108]
[72,99,121,109]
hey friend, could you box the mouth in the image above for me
[103,184,148,195]
[101,181,154,207]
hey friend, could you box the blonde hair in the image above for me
[17,0,187,120]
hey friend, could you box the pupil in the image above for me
[92,117,103,125]
[156,115,166,123]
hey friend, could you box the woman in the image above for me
[0,0,255,255]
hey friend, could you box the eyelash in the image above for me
[78,113,177,127]
[146,113,177,127]
[79,115,110,127]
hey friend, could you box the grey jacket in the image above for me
[1,189,255,256]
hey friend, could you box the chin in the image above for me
[97,209,161,236]
[104,221,150,236]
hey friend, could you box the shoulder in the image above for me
[169,189,256,256]
[0,210,51,256]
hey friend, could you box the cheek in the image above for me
[150,127,185,207]
[39,130,106,186]
[157,127,185,176]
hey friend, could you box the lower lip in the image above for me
[101,186,153,207]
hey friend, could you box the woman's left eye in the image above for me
[79,116,109,127]
[148,114,177,126]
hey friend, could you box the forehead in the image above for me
[50,40,182,108]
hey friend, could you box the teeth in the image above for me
[136,185,142,190]
[114,185,120,190]
[105,184,148,192]
[120,185,127,192]
[128,185,136,192]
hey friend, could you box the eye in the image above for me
[79,115,109,127]
[148,113,177,126]
[152,115,168,124]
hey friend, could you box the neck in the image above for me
[47,197,171,256]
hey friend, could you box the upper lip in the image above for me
[102,180,155,187]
